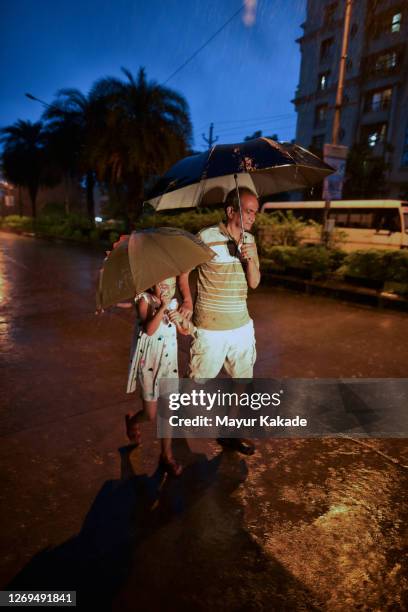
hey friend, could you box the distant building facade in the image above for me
[0,180,86,217]
[293,0,408,198]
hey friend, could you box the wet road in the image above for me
[1,233,407,611]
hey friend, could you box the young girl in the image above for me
[125,277,193,477]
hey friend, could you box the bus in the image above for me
[260,200,408,251]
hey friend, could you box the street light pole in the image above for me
[322,0,353,246]
[332,0,353,145]
[25,93,51,108]
[25,92,72,215]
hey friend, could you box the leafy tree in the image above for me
[10,67,192,226]
[343,142,390,198]
[87,67,192,224]
[43,89,102,220]
[0,120,59,217]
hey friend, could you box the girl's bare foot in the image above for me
[159,454,183,477]
[125,414,141,444]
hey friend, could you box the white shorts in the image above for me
[188,320,256,380]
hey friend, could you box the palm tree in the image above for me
[41,67,192,226]
[43,89,100,220]
[88,67,192,223]
[0,120,58,217]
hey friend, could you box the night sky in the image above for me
[1,0,306,150]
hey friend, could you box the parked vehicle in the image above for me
[260,200,408,251]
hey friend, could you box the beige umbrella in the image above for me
[96,227,214,310]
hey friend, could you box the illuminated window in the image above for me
[375,51,397,72]
[372,9,403,37]
[391,12,402,33]
[364,88,392,112]
[318,71,330,90]
[361,123,387,148]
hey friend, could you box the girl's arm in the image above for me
[138,296,170,336]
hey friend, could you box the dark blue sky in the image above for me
[1,0,306,150]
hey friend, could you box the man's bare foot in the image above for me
[125,413,141,444]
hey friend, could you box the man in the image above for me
[179,187,260,454]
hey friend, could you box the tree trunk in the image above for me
[63,174,70,215]
[86,171,95,221]
[28,183,38,218]
[18,187,23,216]
[127,173,144,223]
[115,183,130,233]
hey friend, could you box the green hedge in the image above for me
[261,246,408,295]
[254,210,308,250]
[0,215,34,231]
[135,209,223,234]
[261,246,347,280]
[339,250,408,287]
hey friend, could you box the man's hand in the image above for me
[240,243,257,262]
[177,273,193,320]
[178,300,193,320]
[240,242,260,289]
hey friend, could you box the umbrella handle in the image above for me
[233,173,245,244]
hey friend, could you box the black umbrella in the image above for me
[144,137,335,211]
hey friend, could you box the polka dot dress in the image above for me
[126,293,178,400]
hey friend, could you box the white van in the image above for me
[260,200,408,251]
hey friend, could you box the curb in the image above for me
[0,227,109,252]
[261,272,408,312]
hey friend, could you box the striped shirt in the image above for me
[194,223,259,331]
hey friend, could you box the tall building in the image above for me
[293,0,408,198]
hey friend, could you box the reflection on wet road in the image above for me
[1,233,407,610]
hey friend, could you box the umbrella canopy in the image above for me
[144,137,335,211]
[96,227,214,310]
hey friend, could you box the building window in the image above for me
[402,124,408,167]
[391,12,402,33]
[320,37,334,62]
[314,104,328,127]
[364,87,392,112]
[376,50,397,71]
[363,47,402,78]
[318,71,330,91]
[324,2,337,26]
[311,134,325,151]
[372,9,403,37]
[361,123,387,148]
